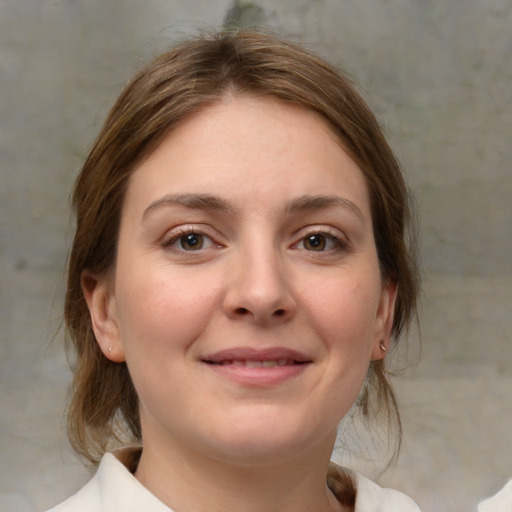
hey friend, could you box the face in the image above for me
[84,95,396,466]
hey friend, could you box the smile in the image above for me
[216,359,298,368]
[202,347,311,365]
[202,348,311,386]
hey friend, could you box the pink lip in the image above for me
[201,347,311,387]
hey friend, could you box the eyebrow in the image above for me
[285,195,365,222]
[143,192,365,222]
[143,193,236,218]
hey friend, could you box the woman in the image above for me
[48,30,420,511]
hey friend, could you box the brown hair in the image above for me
[64,29,419,500]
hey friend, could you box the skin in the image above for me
[83,95,397,512]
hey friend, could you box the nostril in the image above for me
[231,307,288,319]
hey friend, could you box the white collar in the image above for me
[86,448,421,512]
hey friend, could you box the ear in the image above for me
[370,279,398,361]
[81,270,125,363]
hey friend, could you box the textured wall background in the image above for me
[1,1,511,511]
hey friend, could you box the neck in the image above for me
[134,436,349,512]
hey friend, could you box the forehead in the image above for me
[123,95,371,219]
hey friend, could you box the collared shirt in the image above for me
[46,450,421,512]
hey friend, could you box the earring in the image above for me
[379,340,387,352]
[108,346,112,353]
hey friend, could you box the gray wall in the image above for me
[1,1,511,511]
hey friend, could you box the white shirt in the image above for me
[46,450,421,512]
[478,480,512,512]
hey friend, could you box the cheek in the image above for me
[300,271,381,348]
[309,277,380,402]
[299,269,382,407]
[113,267,223,415]
[114,265,222,357]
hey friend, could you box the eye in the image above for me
[176,232,206,251]
[162,229,217,252]
[297,232,346,252]
[304,234,328,251]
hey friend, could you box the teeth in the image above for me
[218,359,294,367]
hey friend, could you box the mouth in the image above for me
[212,358,301,368]
[201,348,311,386]
[202,347,311,366]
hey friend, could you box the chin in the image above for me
[201,415,328,466]
[209,438,305,466]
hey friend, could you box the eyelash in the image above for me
[160,226,349,254]
[293,228,349,253]
[161,227,219,252]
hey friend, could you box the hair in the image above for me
[64,29,419,502]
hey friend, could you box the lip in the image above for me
[201,347,312,387]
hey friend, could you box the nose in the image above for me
[222,247,296,326]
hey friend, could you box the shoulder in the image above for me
[44,471,101,512]
[43,455,109,512]
[478,480,512,512]
[43,449,171,512]
[354,472,422,512]
[327,463,421,512]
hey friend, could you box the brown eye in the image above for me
[179,233,204,250]
[162,228,220,253]
[303,234,327,251]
